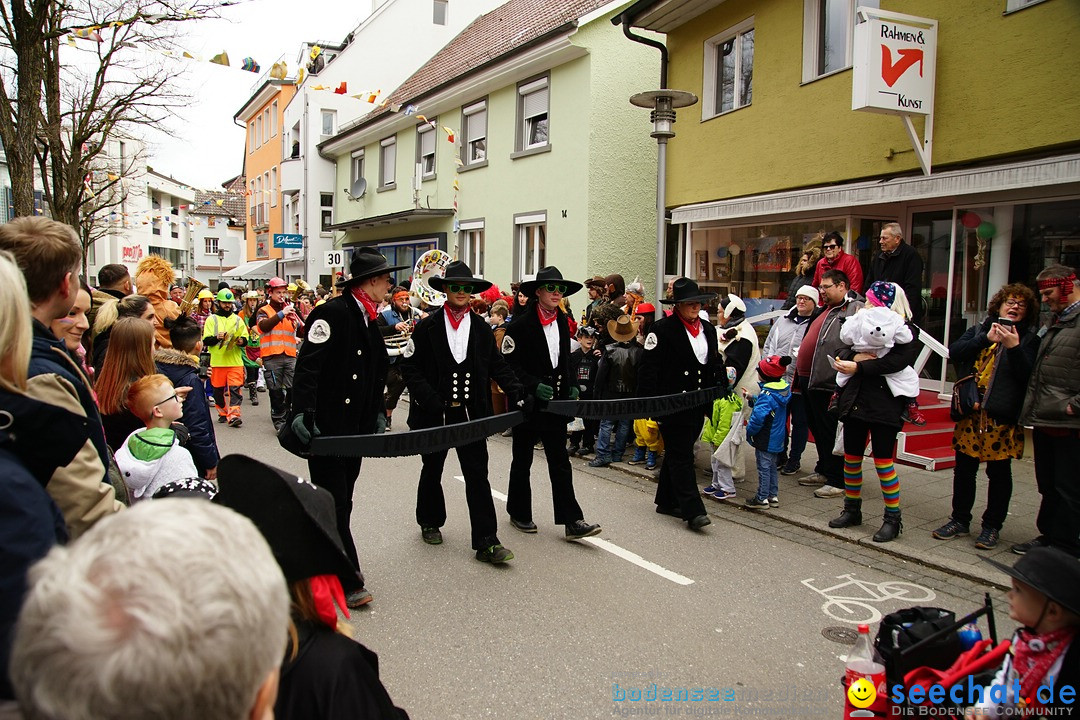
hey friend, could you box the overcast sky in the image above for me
[141,0,372,190]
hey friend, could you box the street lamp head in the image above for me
[629,89,698,140]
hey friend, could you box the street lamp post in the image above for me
[218,248,226,287]
[630,89,697,319]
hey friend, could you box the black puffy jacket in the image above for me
[949,316,1038,426]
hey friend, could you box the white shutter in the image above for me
[421,127,435,156]
[381,142,396,185]
[522,87,548,119]
[467,110,486,142]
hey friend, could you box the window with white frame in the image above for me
[802,0,879,82]
[462,100,487,165]
[459,220,485,275]
[433,0,447,25]
[255,115,263,147]
[248,122,256,151]
[379,136,396,188]
[517,77,549,151]
[320,193,333,231]
[205,237,219,255]
[270,101,278,136]
[321,110,335,137]
[515,212,546,279]
[417,122,436,179]
[270,167,278,207]
[350,150,365,186]
[703,18,754,119]
[262,109,270,143]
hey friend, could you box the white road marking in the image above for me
[453,476,695,586]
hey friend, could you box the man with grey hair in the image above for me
[866,222,924,324]
[1013,264,1080,557]
[10,500,290,720]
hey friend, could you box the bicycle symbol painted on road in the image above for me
[802,573,936,624]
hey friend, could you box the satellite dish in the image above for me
[350,177,367,199]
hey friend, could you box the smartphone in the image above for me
[995,317,1016,328]
[827,355,837,369]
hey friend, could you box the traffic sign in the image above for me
[273,233,303,249]
[325,250,345,268]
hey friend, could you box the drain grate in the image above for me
[822,626,859,645]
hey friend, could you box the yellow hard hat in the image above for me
[287,282,298,292]
[197,289,214,300]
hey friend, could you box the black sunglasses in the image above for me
[541,283,568,294]
[444,283,475,293]
[822,244,839,249]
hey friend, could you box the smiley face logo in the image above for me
[847,677,877,709]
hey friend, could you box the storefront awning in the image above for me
[671,153,1080,225]
[223,259,278,280]
[329,208,454,233]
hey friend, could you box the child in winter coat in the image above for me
[567,325,601,455]
[114,374,199,502]
[590,316,644,467]
[744,356,792,510]
[700,392,743,500]
[835,281,920,401]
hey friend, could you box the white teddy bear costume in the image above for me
[835,305,920,398]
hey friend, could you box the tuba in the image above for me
[410,249,451,308]
[178,277,208,315]
[291,278,311,303]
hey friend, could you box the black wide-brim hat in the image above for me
[428,260,492,294]
[984,546,1080,617]
[660,277,717,305]
[212,454,363,593]
[343,247,409,287]
[519,266,582,297]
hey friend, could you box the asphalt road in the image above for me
[217,398,1017,720]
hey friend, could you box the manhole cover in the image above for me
[822,626,859,645]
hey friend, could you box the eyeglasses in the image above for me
[541,283,568,294]
[1003,298,1027,308]
[154,393,180,407]
[822,244,839,250]
[444,283,475,294]
[818,283,836,290]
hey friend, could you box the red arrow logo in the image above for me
[880,46,923,87]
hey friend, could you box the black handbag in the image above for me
[950,374,980,421]
[874,607,964,687]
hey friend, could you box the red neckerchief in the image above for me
[678,314,702,337]
[349,285,379,321]
[537,305,559,327]
[1014,626,1075,703]
[308,574,350,627]
[444,304,469,330]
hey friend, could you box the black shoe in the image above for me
[475,544,514,563]
[655,505,682,518]
[829,501,863,528]
[873,512,903,543]
[509,517,537,533]
[228,417,242,428]
[688,514,711,530]
[218,415,227,423]
[248,388,259,406]
[1011,537,1047,555]
[974,527,1000,550]
[564,519,601,540]
[421,527,443,545]
[567,444,580,456]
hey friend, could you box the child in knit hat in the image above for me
[835,281,921,404]
[744,356,792,510]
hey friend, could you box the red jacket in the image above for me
[812,251,863,298]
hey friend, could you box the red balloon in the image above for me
[961,212,982,229]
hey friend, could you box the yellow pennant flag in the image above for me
[269,61,288,80]
[209,51,229,67]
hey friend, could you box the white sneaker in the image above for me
[798,473,826,486]
[768,496,780,508]
[813,485,845,499]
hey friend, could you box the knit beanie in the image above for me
[795,285,820,305]
[757,355,792,380]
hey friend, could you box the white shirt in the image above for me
[687,326,708,365]
[443,309,471,365]
[542,319,560,368]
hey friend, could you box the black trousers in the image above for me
[805,388,844,486]
[950,451,1014,531]
[1033,429,1080,555]
[308,454,366,585]
[384,363,406,411]
[655,413,707,520]
[508,411,584,525]
[415,409,499,550]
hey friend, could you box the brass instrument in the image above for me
[384,330,411,357]
[291,278,311,303]
[178,277,208,315]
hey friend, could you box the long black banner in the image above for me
[307,411,525,458]
[545,386,723,421]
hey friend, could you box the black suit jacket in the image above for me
[292,295,387,436]
[501,305,574,400]
[638,314,722,421]
[401,310,522,429]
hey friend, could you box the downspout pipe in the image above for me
[614,14,667,88]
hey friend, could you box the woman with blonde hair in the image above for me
[95,317,159,451]
[782,246,822,311]
[91,294,155,375]
[0,251,77,705]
